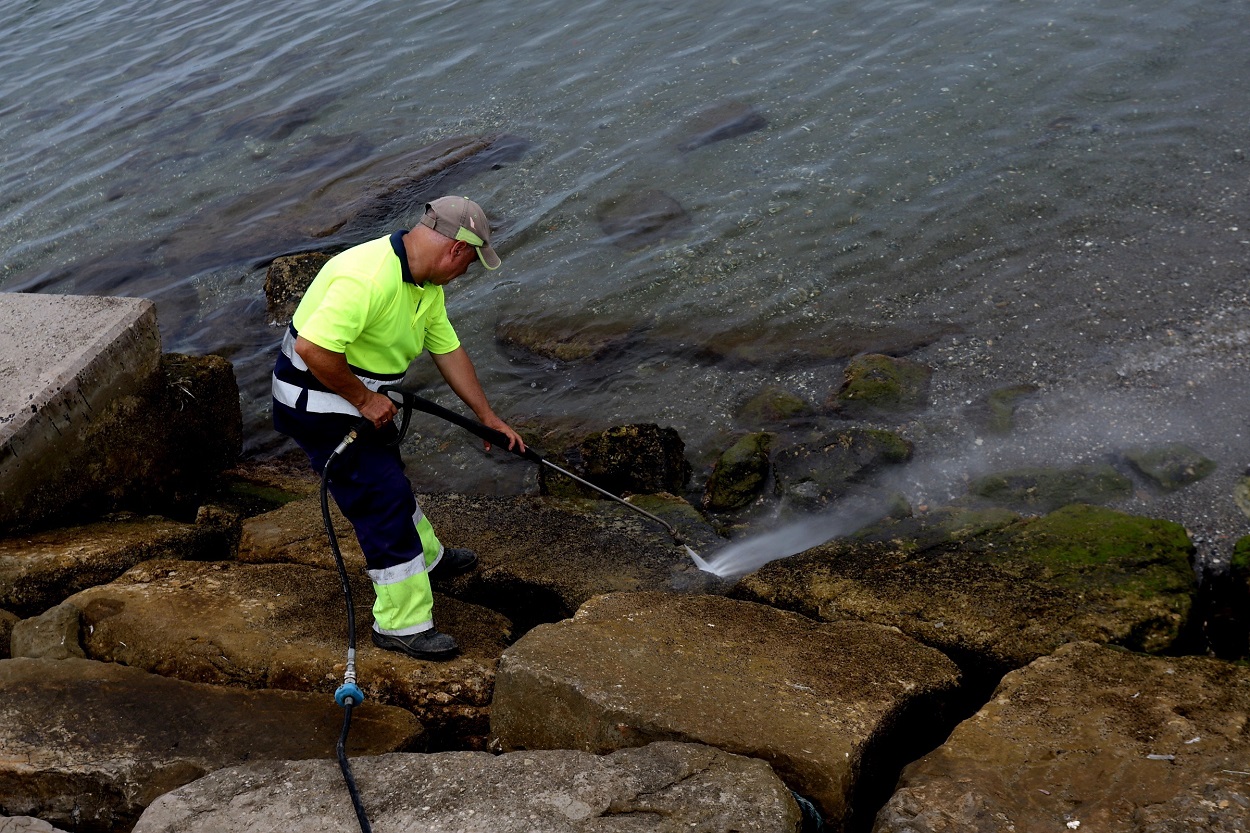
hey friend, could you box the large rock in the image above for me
[133,742,801,833]
[263,252,332,326]
[418,493,720,633]
[0,657,421,833]
[0,515,234,618]
[491,591,962,828]
[873,642,1250,833]
[734,504,1198,684]
[539,423,693,499]
[66,559,510,748]
[0,294,160,531]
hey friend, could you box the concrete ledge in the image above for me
[0,294,160,530]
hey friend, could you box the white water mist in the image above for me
[693,503,887,578]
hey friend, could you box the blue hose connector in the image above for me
[335,682,365,708]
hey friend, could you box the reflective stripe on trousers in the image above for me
[272,401,444,635]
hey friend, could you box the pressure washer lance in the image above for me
[321,422,375,833]
[378,386,705,566]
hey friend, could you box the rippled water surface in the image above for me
[3,0,1248,561]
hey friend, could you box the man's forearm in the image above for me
[294,336,396,426]
[430,347,495,421]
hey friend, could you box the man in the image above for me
[271,195,524,661]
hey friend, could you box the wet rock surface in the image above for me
[873,642,1250,833]
[968,463,1134,512]
[491,591,962,828]
[132,742,801,833]
[0,610,17,659]
[734,504,1197,684]
[772,428,914,511]
[538,423,693,499]
[420,492,717,632]
[0,657,420,833]
[1122,442,1217,492]
[263,252,331,326]
[830,353,932,418]
[0,515,233,618]
[65,559,510,748]
[703,431,775,511]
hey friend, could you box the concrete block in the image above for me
[0,294,160,530]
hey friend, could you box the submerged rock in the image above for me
[1122,442,1216,491]
[491,591,962,827]
[830,353,932,417]
[772,428,913,510]
[675,100,768,152]
[132,742,800,833]
[735,504,1197,683]
[597,188,692,250]
[693,321,963,371]
[735,386,813,424]
[874,642,1250,833]
[0,657,420,833]
[964,383,1039,435]
[66,560,510,749]
[495,314,641,364]
[969,463,1132,512]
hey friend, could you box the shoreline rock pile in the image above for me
[4,323,1249,832]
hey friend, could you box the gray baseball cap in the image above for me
[419,196,501,270]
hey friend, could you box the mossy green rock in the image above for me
[734,504,1196,682]
[969,464,1132,512]
[735,387,811,424]
[1122,443,1216,491]
[773,428,913,510]
[704,432,775,511]
[832,353,931,416]
[965,384,1038,435]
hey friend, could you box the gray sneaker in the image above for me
[371,628,459,660]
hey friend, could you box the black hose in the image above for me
[336,701,372,833]
[322,432,373,833]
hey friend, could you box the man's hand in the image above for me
[480,413,526,453]
[357,389,399,430]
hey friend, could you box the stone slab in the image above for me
[873,642,1250,833]
[492,591,962,828]
[0,293,160,529]
[0,657,422,833]
[132,742,801,833]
